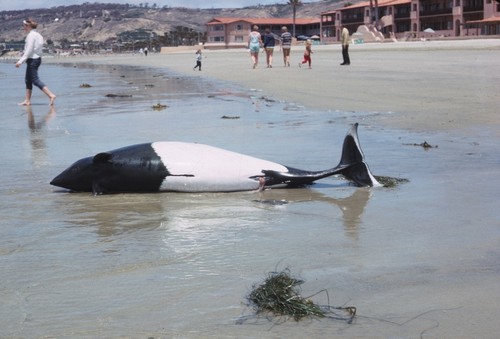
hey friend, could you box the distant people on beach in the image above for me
[341,25,351,65]
[299,39,313,69]
[248,25,263,69]
[280,26,292,67]
[263,28,275,68]
[144,47,148,56]
[15,18,56,106]
[193,49,202,71]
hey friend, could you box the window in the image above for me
[213,25,224,31]
[322,15,333,22]
[236,24,244,30]
[235,35,244,42]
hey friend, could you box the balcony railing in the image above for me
[342,17,364,24]
[395,12,411,19]
[420,8,452,16]
[463,5,483,12]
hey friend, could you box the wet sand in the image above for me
[7,40,497,337]
[47,39,500,133]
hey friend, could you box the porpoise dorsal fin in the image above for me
[93,152,112,164]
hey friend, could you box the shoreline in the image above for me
[1,39,499,338]
[43,38,500,134]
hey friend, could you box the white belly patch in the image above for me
[151,142,287,192]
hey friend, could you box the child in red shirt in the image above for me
[299,39,313,69]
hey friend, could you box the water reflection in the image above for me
[53,186,371,242]
[51,193,166,237]
[253,187,371,240]
[26,105,55,167]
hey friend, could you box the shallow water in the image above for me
[0,60,498,338]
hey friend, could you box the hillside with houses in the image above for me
[0,1,346,52]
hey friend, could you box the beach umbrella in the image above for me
[423,28,435,33]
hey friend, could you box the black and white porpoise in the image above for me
[50,123,381,194]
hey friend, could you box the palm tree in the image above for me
[288,0,302,38]
[369,0,379,27]
[369,0,373,24]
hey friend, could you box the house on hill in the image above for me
[205,17,320,49]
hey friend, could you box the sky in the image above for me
[0,1,310,12]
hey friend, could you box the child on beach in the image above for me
[299,39,313,69]
[193,49,202,71]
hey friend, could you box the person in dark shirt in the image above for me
[263,28,276,68]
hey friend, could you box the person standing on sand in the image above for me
[280,26,292,67]
[15,18,56,106]
[248,25,263,69]
[341,25,351,66]
[299,39,313,69]
[193,49,202,71]
[263,28,275,68]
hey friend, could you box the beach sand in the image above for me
[36,39,499,337]
[48,39,500,133]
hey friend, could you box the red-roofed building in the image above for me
[466,0,500,35]
[320,0,500,42]
[205,17,320,49]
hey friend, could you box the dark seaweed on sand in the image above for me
[151,103,168,111]
[245,269,356,323]
[375,175,410,188]
[404,141,438,149]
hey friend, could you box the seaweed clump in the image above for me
[245,269,356,323]
[404,141,438,149]
[106,93,132,98]
[151,103,168,111]
[375,175,410,188]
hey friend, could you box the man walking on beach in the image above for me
[280,26,292,67]
[341,25,350,66]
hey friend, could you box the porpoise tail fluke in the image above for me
[337,123,381,187]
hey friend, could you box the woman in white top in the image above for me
[15,19,56,106]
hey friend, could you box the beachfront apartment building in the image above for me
[320,0,500,42]
[203,0,498,48]
[205,17,320,49]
